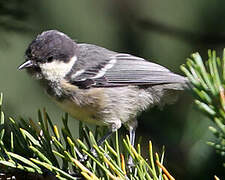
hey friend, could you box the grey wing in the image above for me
[69,53,187,88]
[103,54,186,86]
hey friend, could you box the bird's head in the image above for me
[18,30,78,81]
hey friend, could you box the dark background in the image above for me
[0,0,224,179]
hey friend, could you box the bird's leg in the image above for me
[126,119,138,168]
[97,130,113,146]
[129,128,136,147]
[91,122,120,158]
[80,123,118,162]
[79,130,113,161]
[127,128,136,167]
[88,130,114,158]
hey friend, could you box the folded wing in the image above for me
[69,53,186,88]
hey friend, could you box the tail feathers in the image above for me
[180,77,192,90]
[150,77,190,108]
[157,77,191,91]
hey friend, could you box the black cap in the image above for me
[25,30,78,63]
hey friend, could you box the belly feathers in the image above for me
[54,99,106,126]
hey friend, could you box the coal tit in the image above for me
[18,30,188,149]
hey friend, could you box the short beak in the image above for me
[18,60,34,70]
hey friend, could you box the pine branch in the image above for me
[181,49,225,167]
[0,93,174,180]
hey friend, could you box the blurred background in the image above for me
[0,0,224,179]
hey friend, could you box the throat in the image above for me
[41,67,65,82]
[43,81,64,99]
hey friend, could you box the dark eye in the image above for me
[47,56,54,63]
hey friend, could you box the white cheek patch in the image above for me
[40,56,77,81]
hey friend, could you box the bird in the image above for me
[18,30,188,157]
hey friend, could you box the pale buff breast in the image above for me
[51,80,108,126]
[53,98,107,126]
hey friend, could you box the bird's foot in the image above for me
[127,156,135,171]
[79,147,98,162]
